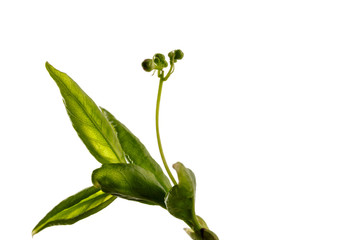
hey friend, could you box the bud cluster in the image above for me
[141,49,184,73]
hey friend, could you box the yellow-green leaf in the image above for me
[32,186,116,236]
[46,62,125,164]
[100,107,171,191]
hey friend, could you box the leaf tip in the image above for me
[45,61,54,74]
[45,61,51,68]
[31,229,38,237]
[172,162,183,171]
[45,61,59,75]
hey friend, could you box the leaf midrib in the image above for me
[53,72,123,163]
[33,191,114,234]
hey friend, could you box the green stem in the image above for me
[163,61,174,81]
[156,78,177,185]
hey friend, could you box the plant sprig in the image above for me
[32,50,218,240]
[143,50,184,185]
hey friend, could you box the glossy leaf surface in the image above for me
[92,163,167,208]
[46,62,125,164]
[100,108,171,191]
[32,186,116,236]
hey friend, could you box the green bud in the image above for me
[153,53,168,68]
[174,49,184,60]
[162,60,168,68]
[142,59,154,72]
[168,51,175,59]
[154,53,166,62]
[168,51,176,63]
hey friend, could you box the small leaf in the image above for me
[100,108,171,191]
[32,186,116,236]
[196,215,208,229]
[200,228,219,240]
[165,162,199,229]
[46,62,125,164]
[184,227,219,240]
[166,163,219,239]
[92,163,167,208]
[184,228,199,240]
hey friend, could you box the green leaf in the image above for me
[45,62,125,164]
[165,162,200,229]
[166,163,219,239]
[196,215,209,229]
[201,228,219,240]
[32,186,116,236]
[100,108,171,191]
[184,228,219,240]
[184,228,199,240]
[92,163,167,208]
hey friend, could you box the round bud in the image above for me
[174,49,184,60]
[153,56,161,66]
[153,53,168,68]
[168,51,176,63]
[141,59,154,72]
[168,51,175,59]
[163,61,168,68]
[154,53,166,62]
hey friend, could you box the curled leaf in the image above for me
[46,62,125,164]
[165,162,200,229]
[32,186,116,236]
[92,163,167,208]
[165,163,219,239]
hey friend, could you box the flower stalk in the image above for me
[142,49,184,186]
[156,77,177,185]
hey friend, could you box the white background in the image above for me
[1,0,360,239]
